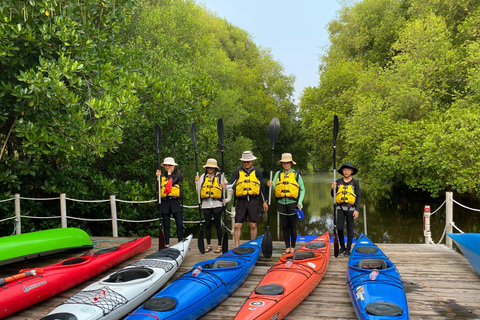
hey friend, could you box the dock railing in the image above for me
[423,191,480,248]
[0,193,235,238]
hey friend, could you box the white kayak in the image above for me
[41,235,193,320]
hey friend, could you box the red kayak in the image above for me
[235,232,330,320]
[0,236,151,319]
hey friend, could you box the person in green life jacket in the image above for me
[268,153,305,255]
[156,157,184,248]
[331,162,361,257]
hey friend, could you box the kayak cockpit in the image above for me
[357,259,388,270]
[104,267,154,283]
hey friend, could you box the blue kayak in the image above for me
[447,232,480,276]
[125,235,263,320]
[347,234,410,320]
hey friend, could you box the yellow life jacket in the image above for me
[236,170,261,197]
[160,176,181,198]
[335,184,356,205]
[200,174,222,199]
[275,171,300,200]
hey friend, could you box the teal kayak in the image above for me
[0,228,93,266]
[126,235,263,320]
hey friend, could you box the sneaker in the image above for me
[344,250,350,257]
[338,248,346,256]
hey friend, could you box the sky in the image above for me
[197,0,343,103]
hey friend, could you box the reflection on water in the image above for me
[246,172,479,244]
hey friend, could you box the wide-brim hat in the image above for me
[277,153,296,165]
[202,158,220,170]
[161,157,178,167]
[239,151,257,162]
[338,162,358,175]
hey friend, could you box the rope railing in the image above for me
[1,193,234,238]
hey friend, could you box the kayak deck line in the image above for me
[2,237,480,320]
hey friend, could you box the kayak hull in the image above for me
[0,236,151,319]
[40,235,192,320]
[447,233,480,276]
[234,232,330,320]
[126,235,263,320]
[0,228,93,266]
[347,234,409,320]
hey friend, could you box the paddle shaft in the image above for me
[191,123,205,254]
[217,118,229,254]
[333,115,339,257]
[155,123,166,250]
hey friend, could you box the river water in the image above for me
[244,172,480,244]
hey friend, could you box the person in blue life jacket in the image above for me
[195,158,233,253]
[331,162,361,257]
[268,153,305,255]
[156,157,184,247]
[222,151,269,248]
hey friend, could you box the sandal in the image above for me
[205,245,212,253]
[214,246,222,253]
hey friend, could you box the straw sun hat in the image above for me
[160,157,178,167]
[239,151,257,162]
[202,158,220,170]
[277,153,296,165]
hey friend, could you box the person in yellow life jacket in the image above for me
[156,157,184,247]
[331,162,361,257]
[268,153,305,255]
[195,158,233,253]
[223,151,269,248]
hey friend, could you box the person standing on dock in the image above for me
[331,162,361,256]
[195,158,233,253]
[156,157,184,247]
[223,151,269,247]
[268,153,305,255]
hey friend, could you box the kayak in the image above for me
[234,232,330,320]
[125,235,263,320]
[347,234,410,320]
[0,236,151,319]
[40,235,192,320]
[447,232,480,276]
[0,228,93,266]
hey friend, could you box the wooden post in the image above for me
[110,195,118,237]
[446,191,453,248]
[60,193,67,228]
[15,193,21,235]
[423,205,431,244]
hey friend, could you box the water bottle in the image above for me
[369,269,379,280]
[285,260,293,268]
[192,266,203,277]
[94,289,105,301]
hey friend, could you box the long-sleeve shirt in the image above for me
[271,169,305,207]
[196,172,233,209]
[331,177,361,212]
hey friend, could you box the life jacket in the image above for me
[335,183,356,205]
[160,176,181,198]
[200,173,222,200]
[275,170,300,200]
[236,170,261,197]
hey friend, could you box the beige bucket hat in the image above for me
[161,157,178,167]
[202,158,220,169]
[277,153,296,165]
[239,151,257,162]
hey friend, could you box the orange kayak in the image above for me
[235,232,330,320]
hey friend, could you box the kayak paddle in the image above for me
[217,118,229,254]
[191,123,205,254]
[333,115,339,258]
[155,123,166,250]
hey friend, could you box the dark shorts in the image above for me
[235,198,262,223]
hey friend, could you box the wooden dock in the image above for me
[2,237,480,319]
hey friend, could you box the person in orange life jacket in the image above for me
[268,153,305,255]
[195,158,233,253]
[222,151,269,248]
[331,162,361,257]
[156,157,184,248]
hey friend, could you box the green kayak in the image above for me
[0,228,93,266]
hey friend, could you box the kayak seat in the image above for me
[293,251,315,261]
[104,267,154,283]
[358,259,387,270]
[213,260,238,268]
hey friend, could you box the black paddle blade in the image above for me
[155,123,162,153]
[198,227,205,254]
[158,229,166,250]
[333,115,339,144]
[222,228,229,253]
[268,118,280,147]
[334,229,339,257]
[262,229,273,258]
[190,123,197,150]
[217,118,224,147]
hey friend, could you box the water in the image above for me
[240,173,480,244]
